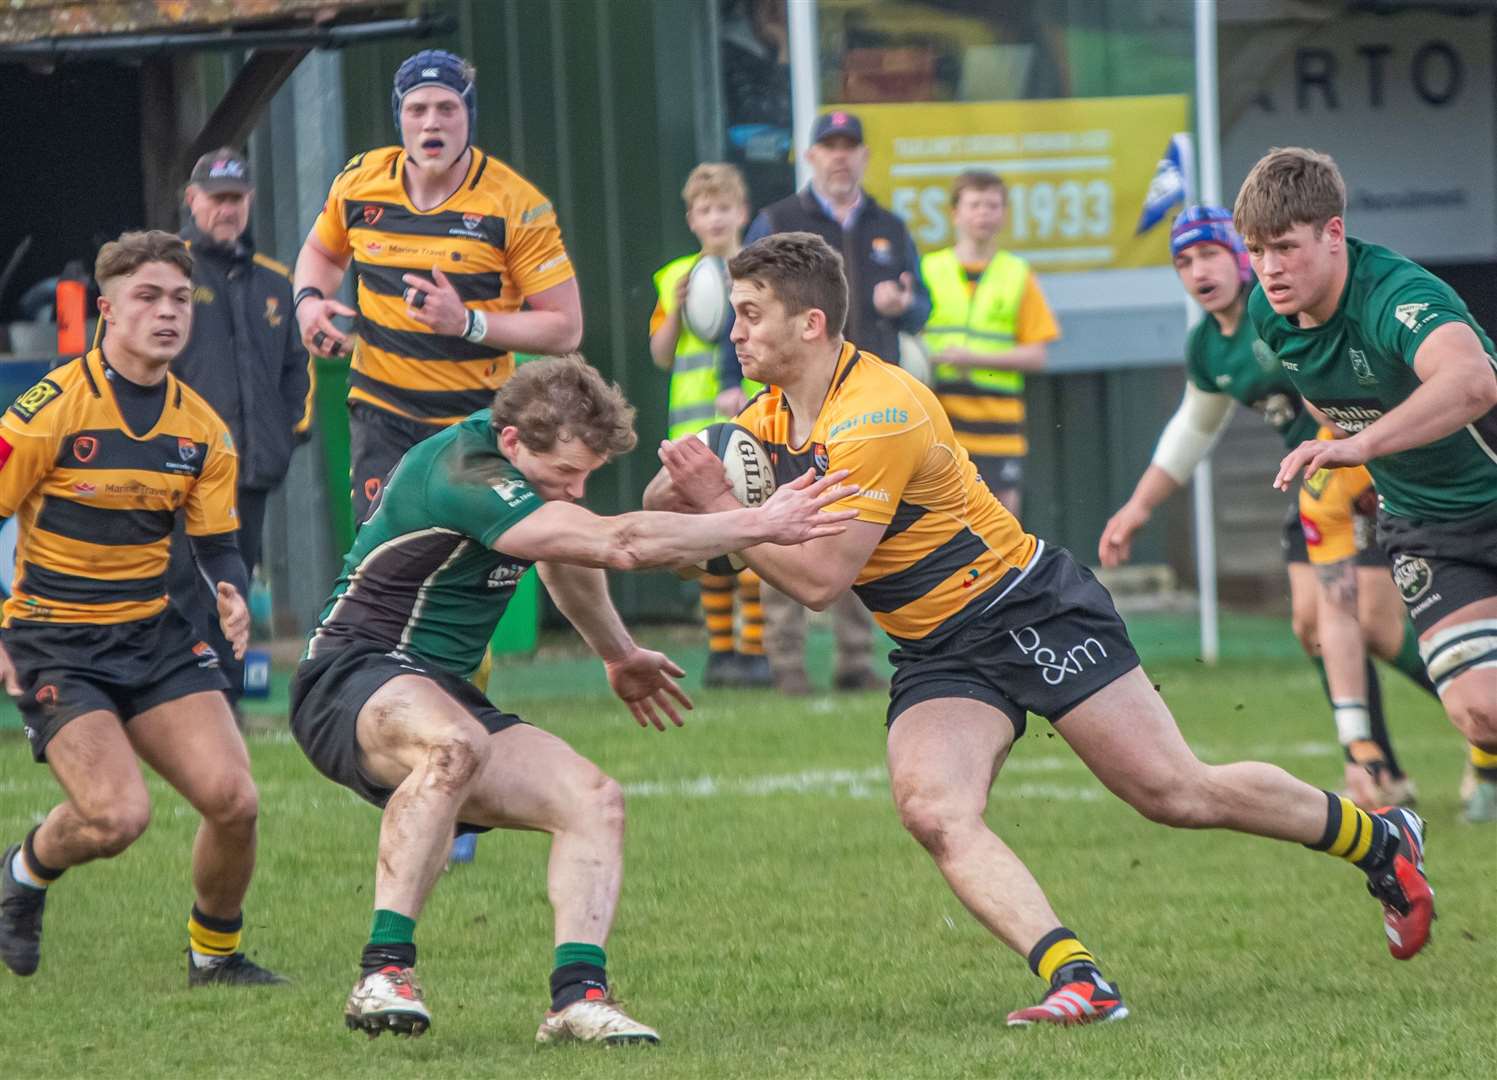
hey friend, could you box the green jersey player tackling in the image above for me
[290,354,855,1045]
[1236,147,1497,767]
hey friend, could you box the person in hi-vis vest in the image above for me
[649,164,769,689]
[922,170,1059,516]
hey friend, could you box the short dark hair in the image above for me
[951,169,1005,207]
[95,230,192,288]
[728,232,848,338]
[489,353,637,457]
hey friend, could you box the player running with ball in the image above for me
[648,232,1434,1028]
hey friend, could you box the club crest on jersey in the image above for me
[178,438,198,463]
[870,236,894,265]
[463,213,483,231]
[264,296,282,328]
[1348,348,1376,385]
[72,435,98,463]
[811,442,829,474]
[362,205,384,226]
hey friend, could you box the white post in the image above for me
[1191,0,1221,664]
[787,0,820,190]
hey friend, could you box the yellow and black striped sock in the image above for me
[1027,926,1097,984]
[737,570,765,657]
[1471,744,1497,782]
[700,575,735,654]
[188,905,243,961]
[1305,791,1395,871]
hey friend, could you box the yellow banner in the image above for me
[836,95,1189,272]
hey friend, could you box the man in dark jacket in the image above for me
[169,148,315,700]
[741,110,930,696]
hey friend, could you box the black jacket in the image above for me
[745,187,930,364]
[174,222,314,490]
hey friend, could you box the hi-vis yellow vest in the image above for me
[654,255,762,438]
[920,247,1029,394]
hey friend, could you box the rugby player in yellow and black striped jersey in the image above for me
[0,231,284,988]
[294,49,581,524]
[648,231,1436,1029]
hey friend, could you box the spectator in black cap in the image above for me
[737,110,931,696]
[167,147,315,704]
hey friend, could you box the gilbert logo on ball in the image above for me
[692,422,777,576]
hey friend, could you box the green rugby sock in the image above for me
[1390,621,1437,697]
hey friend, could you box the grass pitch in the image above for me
[1,618,1492,1078]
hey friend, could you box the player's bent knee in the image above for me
[200,774,260,831]
[1122,770,1214,830]
[893,790,972,860]
[423,727,491,795]
[88,803,152,857]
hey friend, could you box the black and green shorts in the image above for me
[1377,502,1497,635]
[290,640,525,827]
[3,606,230,762]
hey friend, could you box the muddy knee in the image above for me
[423,727,490,794]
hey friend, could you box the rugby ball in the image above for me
[897,332,932,386]
[693,422,775,576]
[683,255,732,343]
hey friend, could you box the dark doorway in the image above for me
[0,60,144,323]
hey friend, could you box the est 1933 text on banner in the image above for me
[837,95,1189,272]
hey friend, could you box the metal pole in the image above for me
[787,0,820,190]
[1190,0,1221,664]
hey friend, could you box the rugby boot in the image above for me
[536,992,660,1046]
[188,951,289,987]
[0,844,45,976]
[735,653,774,688]
[1365,806,1434,960]
[1006,962,1128,1027]
[345,965,431,1037]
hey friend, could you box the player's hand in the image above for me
[298,296,357,357]
[215,582,250,660]
[1098,502,1149,567]
[604,647,692,730]
[657,436,737,512]
[0,642,20,697]
[403,266,470,337]
[715,386,747,419]
[1274,437,1369,491]
[673,270,691,311]
[758,468,860,545]
[873,272,915,318]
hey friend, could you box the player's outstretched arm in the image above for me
[651,439,884,609]
[1277,323,1497,492]
[1099,384,1232,566]
[536,561,691,730]
[491,472,857,571]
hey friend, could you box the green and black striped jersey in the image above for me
[306,410,542,676]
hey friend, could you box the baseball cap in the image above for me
[811,110,863,145]
[188,148,252,193]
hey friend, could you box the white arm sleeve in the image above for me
[1150,383,1236,484]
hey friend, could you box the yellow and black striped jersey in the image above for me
[0,350,238,626]
[313,146,575,426]
[737,342,1038,642]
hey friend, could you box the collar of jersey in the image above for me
[395,147,483,214]
[87,348,179,442]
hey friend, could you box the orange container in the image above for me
[56,277,87,355]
